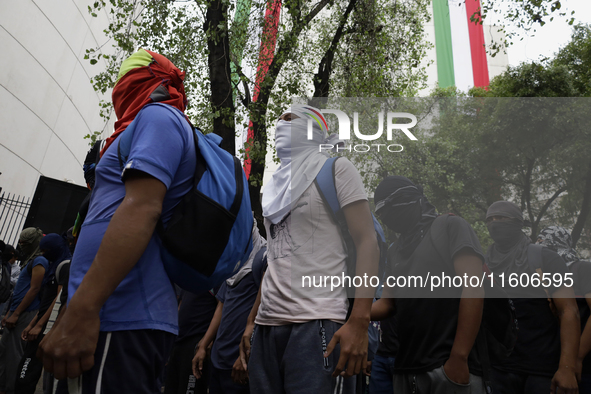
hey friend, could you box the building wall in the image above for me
[0,0,115,199]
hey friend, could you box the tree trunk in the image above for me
[204,0,236,154]
[572,159,591,247]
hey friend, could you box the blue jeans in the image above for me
[369,355,395,394]
[249,321,356,394]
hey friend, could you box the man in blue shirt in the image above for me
[0,227,45,394]
[38,49,195,394]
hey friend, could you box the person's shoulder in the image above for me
[435,214,483,255]
[139,102,184,118]
[437,214,471,233]
[540,246,563,261]
[575,259,591,270]
[333,156,365,191]
[136,104,191,132]
[334,156,357,173]
[574,259,591,279]
[445,213,468,225]
[539,246,569,271]
[33,255,49,265]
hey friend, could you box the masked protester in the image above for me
[38,49,196,394]
[537,226,591,393]
[15,234,71,394]
[485,201,579,394]
[191,220,267,394]
[371,176,487,394]
[0,245,20,317]
[0,228,46,394]
[239,105,379,394]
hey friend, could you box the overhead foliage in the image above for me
[478,0,576,56]
[84,0,431,227]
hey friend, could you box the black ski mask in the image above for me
[486,201,526,250]
[375,176,438,257]
[378,198,422,234]
[487,221,524,249]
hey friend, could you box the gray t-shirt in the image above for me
[256,158,367,325]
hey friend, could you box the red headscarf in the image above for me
[101,50,188,156]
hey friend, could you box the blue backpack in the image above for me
[118,103,253,293]
[314,157,388,305]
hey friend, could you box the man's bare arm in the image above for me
[239,270,264,370]
[444,248,485,385]
[371,298,396,321]
[193,300,224,378]
[551,287,580,393]
[3,265,45,329]
[326,199,379,378]
[38,171,167,380]
[578,294,591,378]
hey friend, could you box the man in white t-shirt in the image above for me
[239,105,379,393]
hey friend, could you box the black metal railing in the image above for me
[0,192,31,247]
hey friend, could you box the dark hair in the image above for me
[1,245,16,262]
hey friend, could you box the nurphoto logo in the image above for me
[300,106,418,153]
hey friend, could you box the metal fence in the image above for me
[0,191,31,246]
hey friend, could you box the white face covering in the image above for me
[262,104,332,224]
[274,120,292,164]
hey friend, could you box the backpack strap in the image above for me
[115,104,245,236]
[55,260,71,283]
[314,157,357,318]
[314,157,343,223]
[313,157,354,255]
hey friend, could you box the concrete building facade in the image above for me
[0,0,115,199]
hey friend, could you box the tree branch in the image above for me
[312,0,358,98]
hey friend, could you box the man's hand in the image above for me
[4,312,19,329]
[443,354,470,385]
[231,356,249,385]
[21,317,37,341]
[26,324,43,342]
[552,287,581,394]
[192,343,208,379]
[363,360,372,377]
[325,317,369,378]
[551,365,579,394]
[21,325,31,341]
[22,316,43,341]
[239,322,255,370]
[37,308,100,380]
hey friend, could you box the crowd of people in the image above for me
[0,48,589,394]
